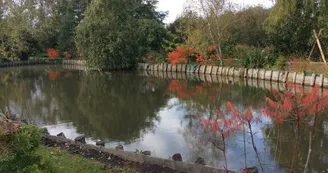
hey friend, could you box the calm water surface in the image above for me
[1,66,328,173]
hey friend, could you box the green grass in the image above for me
[36,146,138,173]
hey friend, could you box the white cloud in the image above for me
[157,0,274,23]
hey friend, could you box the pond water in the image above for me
[1,66,328,173]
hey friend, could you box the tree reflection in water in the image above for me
[1,67,328,172]
[0,66,171,143]
[167,79,328,172]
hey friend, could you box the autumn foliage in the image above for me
[167,45,197,65]
[168,80,219,100]
[48,71,60,81]
[167,45,220,65]
[63,52,72,59]
[200,102,257,139]
[263,84,328,124]
[199,102,264,172]
[47,48,60,58]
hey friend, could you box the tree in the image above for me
[185,0,235,65]
[57,0,91,54]
[75,0,167,69]
[228,6,270,47]
[265,0,328,55]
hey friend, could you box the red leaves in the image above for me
[244,107,253,122]
[47,48,60,58]
[226,101,242,117]
[168,80,182,92]
[48,71,60,81]
[64,52,72,59]
[64,72,72,79]
[200,102,256,142]
[168,81,221,101]
[265,97,279,110]
[168,45,196,65]
[211,118,220,133]
[196,55,205,63]
[208,45,216,52]
[167,45,221,65]
[263,85,328,124]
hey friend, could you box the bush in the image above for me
[0,125,55,173]
[75,0,167,69]
[144,51,167,64]
[47,48,60,59]
[167,45,221,65]
[274,55,288,70]
[240,48,276,68]
[167,45,198,65]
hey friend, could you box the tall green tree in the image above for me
[57,0,91,54]
[265,0,328,55]
[75,0,167,69]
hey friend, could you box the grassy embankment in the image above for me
[36,145,138,173]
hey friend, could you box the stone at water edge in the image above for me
[141,151,151,156]
[96,141,105,147]
[42,128,49,135]
[242,167,258,173]
[21,119,28,124]
[172,153,183,162]
[116,145,124,150]
[75,136,86,144]
[57,132,66,139]
[195,157,205,165]
[10,114,18,121]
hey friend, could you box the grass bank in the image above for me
[36,145,138,173]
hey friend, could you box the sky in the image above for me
[157,0,274,23]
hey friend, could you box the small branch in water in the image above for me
[290,116,300,173]
[212,142,223,152]
[303,132,312,173]
[212,134,228,173]
[248,120,265,173]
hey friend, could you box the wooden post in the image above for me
[313,29,327,64]
[308,29,323,60]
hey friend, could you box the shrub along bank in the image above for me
[0,113,137,173]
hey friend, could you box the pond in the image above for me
[1,65,328,173]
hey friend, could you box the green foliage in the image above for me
[265,0,328,55]
[0,125,55,173]
[75,0,167,69]
[240,48,276,68]
[0,0,90,60]
[224,6,270,47]
[57,0,91,55]
[274,55,288,70]
[144,51,167,64]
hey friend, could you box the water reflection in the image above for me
[0,66,328,172]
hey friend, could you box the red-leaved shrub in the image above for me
[47,48,60,58]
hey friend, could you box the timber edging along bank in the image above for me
[43,135,235,173]
[0,59,62,67]
[137,63,328,88]
[62,59,86,66]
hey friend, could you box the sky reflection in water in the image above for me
[0,66,327,173]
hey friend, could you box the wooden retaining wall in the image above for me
[138,69,326,93]
[0,60,61,67]
[62,59,86,66]
[137,63,328,88]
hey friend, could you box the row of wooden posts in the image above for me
[138,63,328,88]
[138,68,325,93]
[62,59,86,66]
[0,59,61,67]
